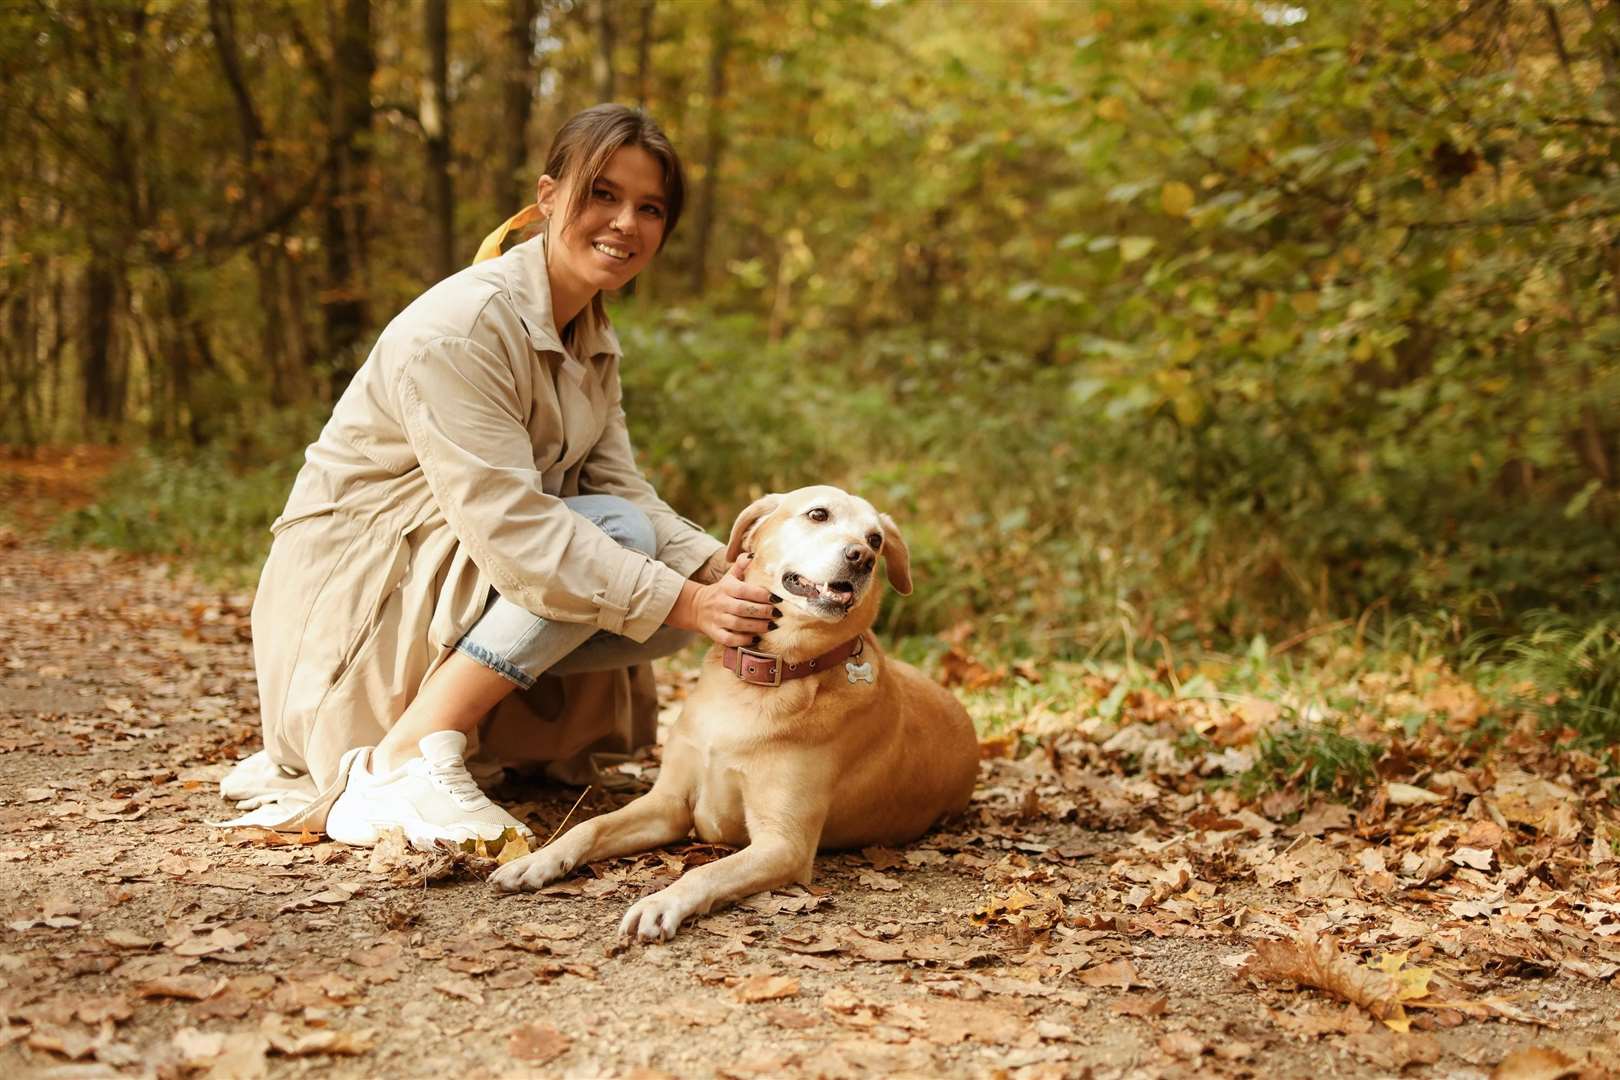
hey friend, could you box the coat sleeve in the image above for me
[395,335,687,642]
[579,369,725,580]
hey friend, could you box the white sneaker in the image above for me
[325,730,535,848]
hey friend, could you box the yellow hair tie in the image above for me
[473,204,544,264]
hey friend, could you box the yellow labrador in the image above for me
[490,485,978,940]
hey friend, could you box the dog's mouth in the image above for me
[782,570,858,616]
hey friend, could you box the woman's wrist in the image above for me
[666,579,703,631]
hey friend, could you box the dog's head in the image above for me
[725,485,911,624]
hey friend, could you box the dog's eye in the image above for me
[867,533,883,550]
[807,507,829,523]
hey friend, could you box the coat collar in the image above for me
[505,233,623,362]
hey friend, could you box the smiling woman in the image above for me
[531,108,684,336]
[218,105,777,849]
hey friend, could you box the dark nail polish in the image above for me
[769,593,783,603]
[768,621,778,631]
[772,608,783,619]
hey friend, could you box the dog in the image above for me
[490,485,979,940]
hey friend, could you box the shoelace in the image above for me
[425,757,493,810]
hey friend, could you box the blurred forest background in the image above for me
[1,0,1617,737]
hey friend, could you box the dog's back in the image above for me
[816,649,978,850]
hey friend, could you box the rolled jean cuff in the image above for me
[454,636,538,690]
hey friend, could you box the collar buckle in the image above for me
[735,646,782,687]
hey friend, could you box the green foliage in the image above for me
[1496,611,1620,747]
[49,413,318,585]
[11,0,1620,677]
[1245,723,1382,798]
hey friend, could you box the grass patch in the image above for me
[49,446,300,587]
[1244,723,1381,798]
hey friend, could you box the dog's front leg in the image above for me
[619,828,818,942]
[490,792,693,893]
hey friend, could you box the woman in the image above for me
[219,105,777,846]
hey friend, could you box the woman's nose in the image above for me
[612,203,636,233]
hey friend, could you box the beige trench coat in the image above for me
[249,234,723,824]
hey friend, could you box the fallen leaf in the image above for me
[1344,1030,1442,1070]
[1078,958,1150,990]
[763,1006,819,1030]
[75,994,133,1025]
[1448,846,1495,871]
[1387,783,1444,806]
[507,1023,571,1064]
[173,927,249,957]
[25,1025,101,1060]
[1492,1046,1581,1080]
[1158,1031,1207,1058]
[734,974,800,1003]
[856,869,901,892]
[172,1027,269,1077]
[261,1014,375,1056]
[1238,936,1407,1026]
[433,978,485,1005]
[136,975,227,1000]
[1112,992,1168,1018]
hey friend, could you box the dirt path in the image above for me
[1,534,1617,1079]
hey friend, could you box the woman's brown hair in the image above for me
[544,104,685,252]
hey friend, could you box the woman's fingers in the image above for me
[699,553,781,645]
[718,574,776,608]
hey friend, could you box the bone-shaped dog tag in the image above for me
[846,660,875,684]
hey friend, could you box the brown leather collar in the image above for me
[723,636,865,687]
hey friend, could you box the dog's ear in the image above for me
[725,494,783,562]
[878,512,912,596]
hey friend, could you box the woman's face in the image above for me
[537,145,668,301]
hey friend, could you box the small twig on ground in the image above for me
[544,785,592,846]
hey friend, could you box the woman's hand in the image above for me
[666,553,780,647]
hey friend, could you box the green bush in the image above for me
[49,414,316,585]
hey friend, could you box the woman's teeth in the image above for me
[592,241,630,260]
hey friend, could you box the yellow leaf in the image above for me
[1095,96,1127,122]
[495,830,532,865]
[1120,236,1156,262]
[1160,181,1195,217]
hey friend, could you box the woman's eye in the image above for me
[808,508,829,522]
[640,205,664,218]
[592,188,613,201]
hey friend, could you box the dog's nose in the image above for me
[843,545,875,574]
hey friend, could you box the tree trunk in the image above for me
[423,0,455,280]
[2,289,37,446]
[503,0,538,206]
[82,255,122,434]
[210,0,301,404]
[322,0,376,395]
[635,0,655,106]
[587,0,616,103]
[689,0,732,295]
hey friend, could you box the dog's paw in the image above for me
[618,891,690,942]
[488,847,576,893]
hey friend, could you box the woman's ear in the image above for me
[878,513,912,596]
[725,494,782,563]
[535,175,558,219]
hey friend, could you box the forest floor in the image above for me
[1,456,1618,1079]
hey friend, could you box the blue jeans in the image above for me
[452,495,696,688]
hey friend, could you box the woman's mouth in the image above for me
[592,240,632,261]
